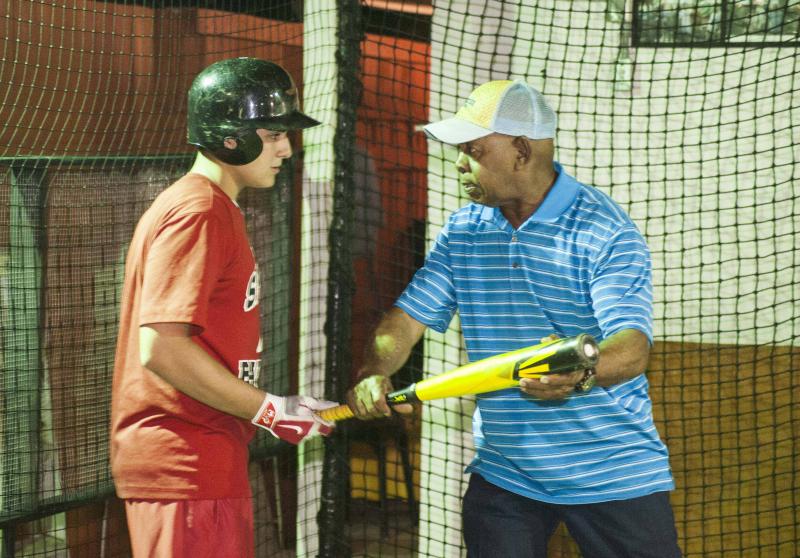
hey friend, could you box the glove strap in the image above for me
[252,395,280,430]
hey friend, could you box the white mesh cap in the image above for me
[424,80,557,145]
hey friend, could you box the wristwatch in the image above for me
[574,368,597,393]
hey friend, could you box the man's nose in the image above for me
[455,152,470,174]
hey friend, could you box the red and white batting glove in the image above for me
[252,394,337,445]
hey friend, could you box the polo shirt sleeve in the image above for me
[395,224,458,333]
[589,226,654,343]
[139,211,230,332]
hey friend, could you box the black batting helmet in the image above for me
[187,57,320,165]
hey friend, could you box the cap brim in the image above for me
[284,111,322,130]
[423,118,493,145]
[255,111,321,131]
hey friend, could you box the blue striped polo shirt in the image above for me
[396,162,674,504]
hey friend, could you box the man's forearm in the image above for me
[347,307,425,417]
[357,307,426,379]
[594,328,651,387]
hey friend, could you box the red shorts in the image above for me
[124,498,254,558]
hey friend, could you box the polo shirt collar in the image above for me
[479,162,580,225]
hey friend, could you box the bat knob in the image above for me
[581,337,599,360]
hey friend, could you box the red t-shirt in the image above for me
[111,174,261,499]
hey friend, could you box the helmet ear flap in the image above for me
[208,129,264,166]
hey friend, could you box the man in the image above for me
[110,57,335,557]
[347,80,682,557]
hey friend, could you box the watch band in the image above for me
[574,368,597,393]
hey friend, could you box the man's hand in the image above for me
[519,369,586,400]
[346,375,413,419]
[519,329,648,397]
[252,394,337,444]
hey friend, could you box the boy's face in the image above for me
[238,129,293,189]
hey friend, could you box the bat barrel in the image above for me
[550,333,598,371]
[507,333,598,380]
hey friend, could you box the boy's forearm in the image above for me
[140,324,265,420]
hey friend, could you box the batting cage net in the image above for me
[0,1,798,557]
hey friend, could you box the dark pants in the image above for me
[462,473,682,558]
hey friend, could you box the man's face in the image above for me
[455,134,517,207]
[238,129,293,189]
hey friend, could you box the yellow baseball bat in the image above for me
[318,333,599,422]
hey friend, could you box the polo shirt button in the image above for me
[512,262,519,268]
[511,234,518,242]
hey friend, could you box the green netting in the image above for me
[1,1,798,557]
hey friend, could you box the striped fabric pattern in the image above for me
[396,162,674,504]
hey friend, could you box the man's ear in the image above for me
[512,136,531,169]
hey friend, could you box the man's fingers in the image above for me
[347,375,417,419]
[355,381,380,413]
[538,369,583,387]
[374,396,392,417]
[392,402,414,415]
[350,375,394,418]
[519,372,582,400]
